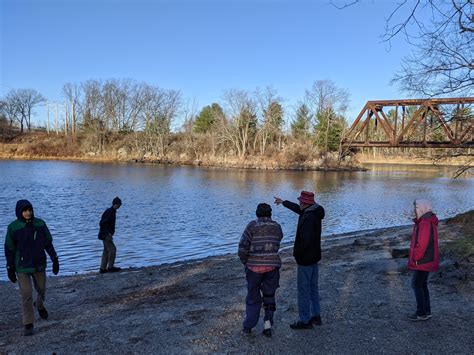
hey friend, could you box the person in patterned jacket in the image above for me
[238,203,283,337]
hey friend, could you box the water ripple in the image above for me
[0,161,473,280]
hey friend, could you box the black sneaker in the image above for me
[242,327,252,335]
[107,267,121,273]
[99,268,108,274]
[33,302,48,320]
[38,307,48,320]
[425,312,432,319]
[310,315,322,325]
[23,324,34,336]
[407,313,428,321]
[262,328,272,337]
[290,321,313,330]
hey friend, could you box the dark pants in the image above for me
[243,268,280,329]
[411,270,431,316]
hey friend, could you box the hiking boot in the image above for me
[38,307,48,320]
[23,324,34,336]
[107,267,121,273]
[262,320,272,337]
[310,315,322,325]
[242,327,252,335]
[33,302,48,320]
[290,321,313,330]
[99,268,108,274]
[407,313,428,321]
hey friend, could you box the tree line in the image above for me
[0,79,350,162]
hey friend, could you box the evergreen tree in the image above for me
[193,103,224,133]
[291,103,311,138]
[314,109,347,152]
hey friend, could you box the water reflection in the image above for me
[0,160,472,280]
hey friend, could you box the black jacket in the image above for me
[98,207,117,239]
[283,201,325,266]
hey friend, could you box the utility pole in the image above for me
[71,100,76,141]
[46,101,50,134]
[64,101,68,136]
[55,103,59,134]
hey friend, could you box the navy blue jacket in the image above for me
[98,207,117,239]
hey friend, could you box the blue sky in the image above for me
[1,0,415,127]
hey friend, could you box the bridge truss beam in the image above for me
[342,98,474,149]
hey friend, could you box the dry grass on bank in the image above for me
[0,131,362,170]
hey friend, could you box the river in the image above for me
[0,160,472,280]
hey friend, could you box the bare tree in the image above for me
[141,85,181,157]
[255,86,284,155]
[221,89,258,157]
[82,80,104,130]
[101,79,146,133]
[387,1,473,97]
[0,100,15,139]
[3,89,45,132]
[63,82,82,136]
[0,95,21,129]
[81,80,106,151]
[305,80,349,152]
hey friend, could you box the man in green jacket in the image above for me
[4,199,59,336]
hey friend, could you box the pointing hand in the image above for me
[274,197,283,205]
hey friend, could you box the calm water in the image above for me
[0,160,473,280]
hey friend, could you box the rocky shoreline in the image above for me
[1,212,473,354]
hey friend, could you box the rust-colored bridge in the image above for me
[342,98,474,150]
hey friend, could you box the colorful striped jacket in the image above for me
[238,217,283,269]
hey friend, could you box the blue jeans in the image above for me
[243,268,280,329]
[297,263,320,323]
[412,270,430,316]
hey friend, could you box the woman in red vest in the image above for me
[408,199,439,321]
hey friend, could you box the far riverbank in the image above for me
[7,130,462,172]
[0,149,362,171]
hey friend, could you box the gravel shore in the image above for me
[1,213,473,354]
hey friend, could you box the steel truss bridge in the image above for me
[341,98,474,150]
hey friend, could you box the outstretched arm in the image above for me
[283,201,302,215]
[274,196,302,215]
